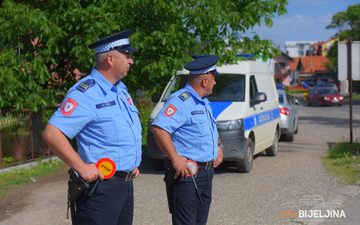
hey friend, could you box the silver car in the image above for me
[277,89,299,142]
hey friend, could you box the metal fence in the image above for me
[0,107,57,169]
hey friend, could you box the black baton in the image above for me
[190,175,203,204]
[87,178,101,197]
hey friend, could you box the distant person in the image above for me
[151,56,223,225]
[43,29,142,224]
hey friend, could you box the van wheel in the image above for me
[318,100,322,106]
[151,158,164,170]
[236,139,254,173]
[266,129,278,156]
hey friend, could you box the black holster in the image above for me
[164,157,178,214]
[67,168,89,223]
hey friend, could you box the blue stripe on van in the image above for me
[209,101,233,119]
[244,108,280,131]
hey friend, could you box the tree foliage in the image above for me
[0,0,288,112]
[326,4,360,41]
[325,4,360,70]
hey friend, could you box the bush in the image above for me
[134,100,154,145]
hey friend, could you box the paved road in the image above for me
[0,99,359,225]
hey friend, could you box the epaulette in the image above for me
[76,79,95,92]
[178,91,191,101]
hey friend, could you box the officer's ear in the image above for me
[201,74,212,87]
[106,52,117,67]
[200,76,207,88]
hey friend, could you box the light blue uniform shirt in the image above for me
[152,83,218,162]
[48,68,142,172]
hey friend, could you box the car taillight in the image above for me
[280,107,290,115]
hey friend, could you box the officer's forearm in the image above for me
[43,124,87,172]
[151,125,179,161]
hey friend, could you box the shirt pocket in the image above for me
[94,106,120,143]
[190,115,207,137]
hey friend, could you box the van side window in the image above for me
[249,75,258,100]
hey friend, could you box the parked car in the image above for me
[277,89,299,142]
[307,87,344,106]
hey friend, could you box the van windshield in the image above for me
[161,74,246,102]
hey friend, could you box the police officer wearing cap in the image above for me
[151,56,224,225]
[43,29,142,224]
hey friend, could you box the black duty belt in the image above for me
[109,171,133,181]
[196,161,212,170]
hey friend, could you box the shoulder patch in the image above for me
[164,104,177,117]
[60,98,78,116]
[178,91,191,101]
[76,79,95,92]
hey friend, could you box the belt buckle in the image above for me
[125,172,132,181]
[205,161,212,170]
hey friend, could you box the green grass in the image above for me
[343,93,360,100]
[0,158,65,198]
[323,141,360,185]
[350,94,360,100]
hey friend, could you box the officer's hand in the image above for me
[213,146,223,168]
[78,163,104,183]
[132,168,140,178]
[172,156,191,179]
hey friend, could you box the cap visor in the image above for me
[117,46,137,52]
[213,70,220,75]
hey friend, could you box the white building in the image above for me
[285,41,317,57]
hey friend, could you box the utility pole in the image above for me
[348,40,353,143]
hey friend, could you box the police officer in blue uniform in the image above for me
[151,56,224,225]
[43,29,142,225]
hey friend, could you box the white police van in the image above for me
[147,61,280,172]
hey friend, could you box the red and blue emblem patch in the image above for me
[164,104,177,117]
[60,98,78,116]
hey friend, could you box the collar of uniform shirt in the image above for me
[90,67,128,95]
[90,67,115,95]
[185,83,208,103]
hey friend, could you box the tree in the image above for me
[326,4,360,70]
[326,4,360,92]
[326,4,360,41]
[1,0,288,110]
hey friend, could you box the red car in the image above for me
[307,87,344,106]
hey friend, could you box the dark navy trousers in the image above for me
[74,179,134,225]
[170,167,214,225]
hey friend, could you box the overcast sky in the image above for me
[242,0,359,52]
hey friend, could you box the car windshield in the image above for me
[161,74,246,102]
[318,88,337,95]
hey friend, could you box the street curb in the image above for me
[0,156,61,174]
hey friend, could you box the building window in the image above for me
[299,44,304,50]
